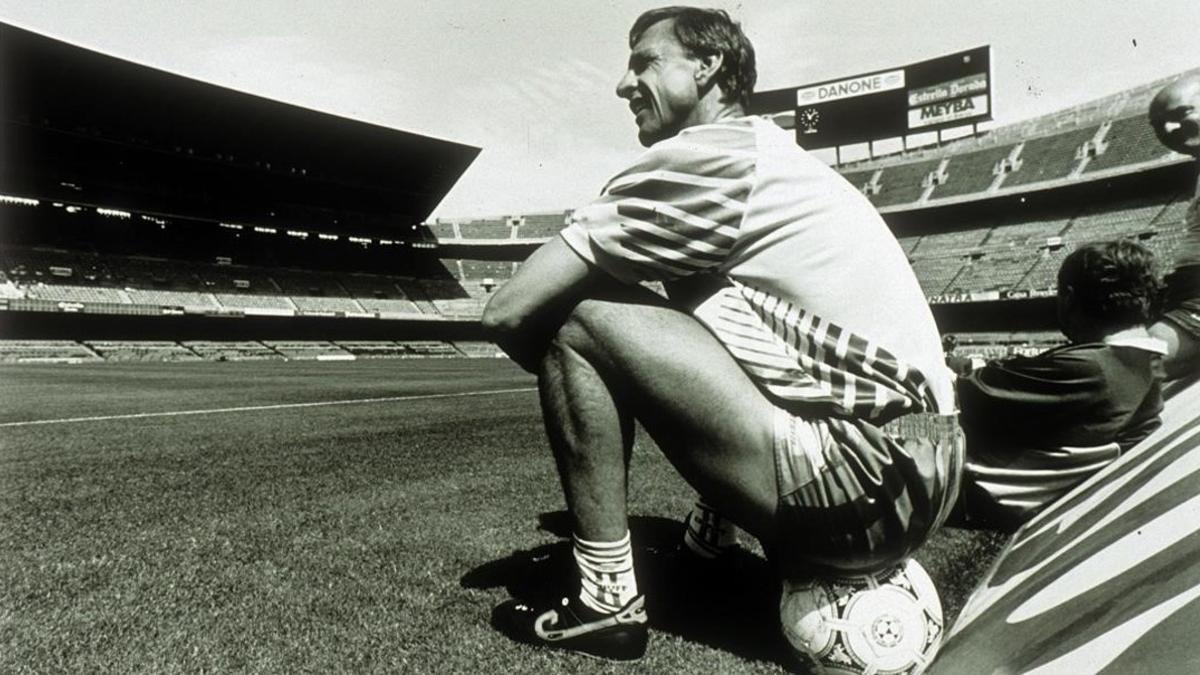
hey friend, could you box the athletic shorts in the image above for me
[773,409,964,576]
[1163,264,1200,340]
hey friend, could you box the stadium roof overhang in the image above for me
[0,23,480,238]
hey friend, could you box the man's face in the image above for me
[1150,80,1200,157]
[615,19,704,147]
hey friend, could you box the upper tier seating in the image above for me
[24,284,128,304]
[457,218,513,239]
[1084,115,1174,174]
[426,222,458,241]
[213,293,295,311]
[516,212,570,239]
[932,145,1018,199]
[125,288,220,309]
[870,159,943,207]
[1002,126,1098,187]
[290,295,365,314]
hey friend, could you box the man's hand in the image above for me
[481,237,597,372]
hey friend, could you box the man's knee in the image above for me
[547,299,605,354]
[548,292,666,356]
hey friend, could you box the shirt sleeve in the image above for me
[560,125,756,284]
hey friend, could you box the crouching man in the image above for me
[482,6,961,661]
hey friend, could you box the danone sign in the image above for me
[749,46,992,149]
[796,70,906,105]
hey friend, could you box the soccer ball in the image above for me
[779,558,943,675]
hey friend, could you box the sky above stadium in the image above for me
[1,0,1197,219]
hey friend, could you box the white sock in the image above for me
[573,531,638,614]
[683,499,739,558]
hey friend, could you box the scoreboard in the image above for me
[750,46,992,149]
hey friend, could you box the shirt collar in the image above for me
[1103,329,1169,355]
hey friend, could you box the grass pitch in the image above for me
[0,359,1005,673]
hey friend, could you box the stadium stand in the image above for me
[0,339,101,362]
[944,251,1039,295]
[333,341,414,359]
[897,235,922,256]
[262,341,352,360]
[932,144,1019,199]
[399,340,460,357]
[4,21,1198,366]
[426,222,459,241]
[1001,126,1098,188]
[290,295,367,315]
[914,227,992,254]
[870,158,943,207]
[125,289,220,310]
[24,284,129,304]
[459,260,516,281]
[1082,114,1174,174]
[213,293,296,313]
[1015,246,1073,292]
[457,217,513,240]
[838,169,877,194]
[85,340,201,362]
[909,257,964,297]
[1064,196,1169,243]
[515,212,570,239]
[452,340,505,358]
[183,341,282,361]
[982,212,1075,247]
[356,297,425,316]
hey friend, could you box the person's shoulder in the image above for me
[613,119,759,185]
[1028,342,1108,375]
[670,117,759,154]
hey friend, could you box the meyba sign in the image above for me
[751,46,992,149]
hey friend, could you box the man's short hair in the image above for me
[1058,239,1165,329]
[630,6,757,109]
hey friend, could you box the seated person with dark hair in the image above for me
[956,240,1167,531]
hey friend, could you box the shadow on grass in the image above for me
[461,510,790,667]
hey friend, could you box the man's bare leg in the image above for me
[539,290,779,546]
[493,291,781,660]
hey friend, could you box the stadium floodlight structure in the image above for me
[0,22,480,241]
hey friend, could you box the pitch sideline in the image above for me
[0,386,539,429]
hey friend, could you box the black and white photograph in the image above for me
[1,1,1198,672]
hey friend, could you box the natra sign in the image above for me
[749,46,992,150]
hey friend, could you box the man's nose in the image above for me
[615,70,636,99]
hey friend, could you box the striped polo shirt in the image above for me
[561,116,955,424]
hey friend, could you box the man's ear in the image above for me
[694,52,723,92]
